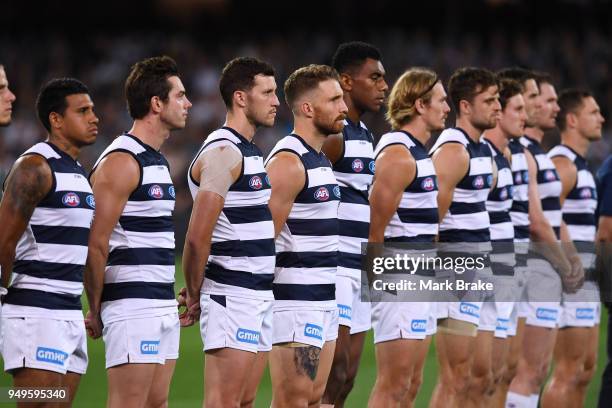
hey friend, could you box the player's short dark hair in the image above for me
[36,78,89,132]
[125,55,179,120]
[499,79,524,110]
[557,88,593,131]
[284,64,340,110]
[447,67,499,114]
[496,67,537,87]
[332,41,381,74]
[533,71,554,89]
[219,57,275,108]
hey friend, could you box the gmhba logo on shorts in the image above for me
[576,308,595,320]
[535,308,557,321]
[236,328,260,345]
[36,347,68,366]
[338,304,352,320]
[304,323,323,340]
[140,340,160,355]
[411,319,427,333]
[459,302,480,318]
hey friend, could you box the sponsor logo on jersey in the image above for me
[249,175,263,190]
[36,347,68,365]
[314,187,330,201]
[472,176,485,189]
[576,307,595,320]
[85,194,95,209]
[265,174,271,187]
[169,186,176,199]
[352,159,364,173]
[140,340,160,354]
[487,174,493,187]
[579,188,592,199]
[333,186,341,199]
[148,184,164,199]
[459,302,480,318]
[236,328,261,345]
[62,192,80,207]
[411,319,427,333]
[304,323,323,340]
[421,177,435,191]
[369,160,376,173]
[535,307,558,321]
[338,304,352,320]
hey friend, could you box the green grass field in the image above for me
[0,264,607,407]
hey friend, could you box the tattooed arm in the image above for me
[0,155,53,289]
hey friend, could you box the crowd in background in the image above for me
[1,27,611,246]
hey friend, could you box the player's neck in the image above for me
[483,127,509,152]
[344,97,363,125]
[47,135,80,160]
[225,111,255,142]
[129,118,169,151]
[401,119,430,146]
[455,117,482,142]
[561,130,589,157]
[524,126,544,143]
[293,121,326,153]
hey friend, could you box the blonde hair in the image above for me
[386,67,438,129]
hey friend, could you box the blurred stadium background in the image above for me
[1,0,611,406]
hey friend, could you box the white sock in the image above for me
[529,393,540,408]
[505,391,532,408]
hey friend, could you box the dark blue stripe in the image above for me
[516,253,528,267]
[339,219,369,239]
[229,172,271,192]
[223,205,272,224]
[449,201,486,215]
[541,197,561,212]
[107,248,175,266]
[490,240,515,252]
[129,183,175,202]
[438,228,490,243]
[276,251,338,268]
[47,158,89,176]
[491,262,515,276]
[563,213,596,227]
[553,226,561,239]
[4,288,81,310]
[338,252,362,270]
[406,175,438,193]
[396,207,439,224]
[102,282,175,301]
[38,190,95,210]
[273,283,335,301]
[385,235,437,243]
[567,187,596,200]
[574,241,595,253]
[457,174,493,190]
[333,157,374,175]
[338,186,369,205]
[510,201,529,214]
[514,225,530,240]
[536,169,560,184]
[206,263,274,291]
[286,218,338,236]
[119,216,174,232]
[295,184,341,204]
[30,225,90,246]
[210,239,275,257]
[13,260,84,282]
[489,212,512,225]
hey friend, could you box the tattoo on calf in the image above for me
[294,346,320,381]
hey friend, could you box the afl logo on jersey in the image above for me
[352,159,364,173]
[314,186,330,201]
[85,194,96,209]
[499,187,508,200]
[514,172,522,184]
[249,175,263,190]
[580,188,592,199]
[148,185,164,199]
[169,186,176,199]
[369,160,376,173]
[333,186,341,199]
[62,192,80,207]
[421,177,435,191]
[544,170,557,181]
[472,176,485,189]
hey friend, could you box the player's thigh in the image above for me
[554,326,590,363]
[520,324,556,364]
[61,372,82,405]
[242,351,269,403]
[270,344,319,395]
[375,338,428,377]
[205,347,258,395]
[107,363,158,398]
[146,359,177,406]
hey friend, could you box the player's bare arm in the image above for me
[0,155,52,289]
[84,152,139,338]
[265,152,305,237]
[321,133,344,165]
[431,143,469,221]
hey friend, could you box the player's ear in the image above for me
[339,73,353,92]
[300,101,314,118]
[150,95,163,114]
[566,112,578,129]
[459,99,471,116]
[48,111,63,130]
[415,98,427,115]
[233,90,248,109]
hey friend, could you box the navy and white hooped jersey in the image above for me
[508,138,530,243]
[374,131,439,242]
[187,127,275,300]
[265,134,340,311]
[3,142,94,320]
[429,128,493,242]
[333,119,375,279]
[91,134,177,324]
[520,136,562,239]
[484,139,515,275]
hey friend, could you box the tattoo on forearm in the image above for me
[294,346,320,380]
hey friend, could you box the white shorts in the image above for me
[2,316,88,375]
[479,302,515,338]
[436,301,483,326]
[200,294,273,353]
[103,313,179,368]
[371,301,435,343]
[558,281,601,328]
[336,275,371,334]
[272,308,338,349]
[517,259,562,328]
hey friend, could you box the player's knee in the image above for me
[449,362,472,394]
[406,373,423,402]
[470,369,494,396]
